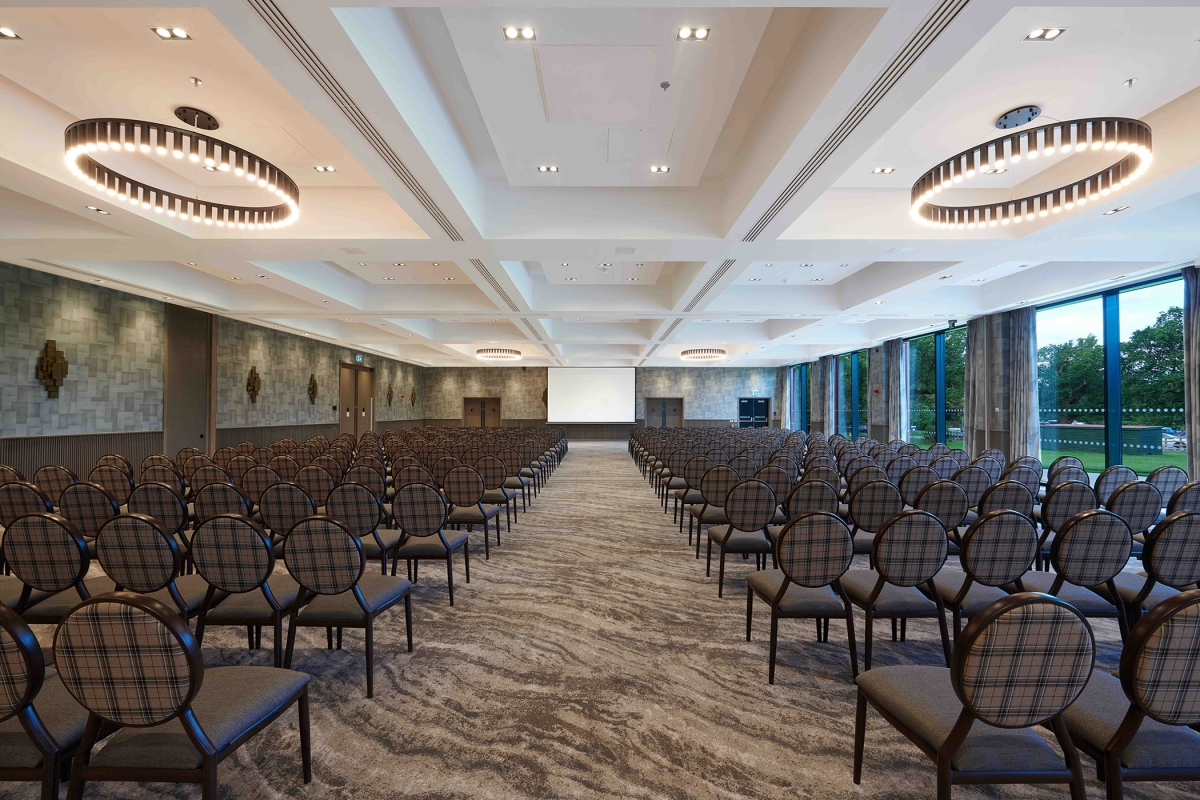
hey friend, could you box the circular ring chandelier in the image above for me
[910,117,1151,228]
[476,348,522,361]
[680,348,727,362]
[63,118,299,229]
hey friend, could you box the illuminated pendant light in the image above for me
[63,118,300,230]
[681,348,727,362]
[476,348,522,361]
[910,117,1151,229]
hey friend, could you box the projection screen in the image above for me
[547,368,635,423]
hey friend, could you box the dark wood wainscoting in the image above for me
[216,424,340,449]
[555,423,633,440]
[0,430,165,480]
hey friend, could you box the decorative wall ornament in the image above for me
[541,388,548,407]
[36,340,68,398]
[387,385,394,406]
[246,366,261,403]
[307,373,318,404]
[410,386,417,408]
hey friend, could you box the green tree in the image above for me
[1121,306,1184,427]
[1037,334,1105,424]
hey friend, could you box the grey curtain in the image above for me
[1185,266,1199,479]
[884,338,907,442]
[811,355,836,435]
[782,366,794,430]
[963,318,989,457]
[1008,307,1041,458]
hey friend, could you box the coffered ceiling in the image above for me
[1,1,1198,368]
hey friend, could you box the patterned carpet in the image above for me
[11,441,1196,799]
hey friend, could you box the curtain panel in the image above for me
[1008,306,1041,458]
[884,338,907,442]
[1184,265,1199,479]
[782,366,794,430]
[963,317,989,457]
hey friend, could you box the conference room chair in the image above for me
[127,480,191,557]
[1104,480,1162,547]
[1095,465,1138,506]
[56,482,118,557]
[1062,589,1200,799]
[499,449,533,509]
[31,465,77,509]
[0,602,93,800]
[258,481,317,555]
[841,510,952,670]
[883,455,917,486]
[950,464,991,513]
[189,464,233,495]
[294,465,335,509]
[90,514,214,621]
[1147,465,1189,517]
[846,479,904,556]
[475,455,517,530]
[444,465,502,559]
[689,465,738,559]
[0,465,25,488]
[853,593,1093,800]
[87,464,133,508]
[139,463,186,496]
[212,447,236,469]
[930,455,959,481]
[913,480,969,551]
[251,446,274,465]
[898,465,938,508]
[0,483,54,558]
[1035,480,1099,570]
[768,479,839,542]
[57,592,311,798]
[346,463,388,503]
[752,464,792,525]
[1089,511,1200,625]
[239,465,281,510]
[676,455,713,533]
[7,514,91,624]
[977,480,1035,519]
[233,441,256,457]
[327,481,399,574]
[747,511,858,683]
[999,464,1041,501]
[706,479,776,597]
[971,456,1004,485]
[193,482,253,530]
[661,450,690,513]
[94,454,132,477]
[393,483,469,605]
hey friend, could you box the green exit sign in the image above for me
[751,389,760,396]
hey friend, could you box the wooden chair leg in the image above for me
[404,594,413,652]
[717,548,727,597]
[463,541,470,583]
[853,690,867,784]
[768,608,779,684]
[365,619,374,698]
[299,688,312,784]
[746,587,753,641]
[446,554,455,606]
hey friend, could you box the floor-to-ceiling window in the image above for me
[790,363,811,433]
[944,327,967,450]
[835,350,868,438]
[1036,276,1184,475]
[906,328,963,448]
[856,349,870,438]
[908,333,938,447]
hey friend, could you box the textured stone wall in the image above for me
[216,318,425,428]
[0,262,163,436]
[635,367,786,423]
[422,367,548,420]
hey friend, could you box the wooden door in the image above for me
[481,398,501,428]
[464,399,481,427]
[646,399,662,427]
[339,366,356,436]
[663,398,683,428]
[356,369,373,435]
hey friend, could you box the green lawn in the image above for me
[1040,448,1188,477]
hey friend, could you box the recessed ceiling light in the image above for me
[358,262,366,266]
[92,279,105,283]
[628,277,639,282]
[871,167,895,174]
[982,167,1008,174]
[85,205,110,215]
[1025,27,1065,41]
[537,165,559,173]
[161,296,172,300]
[381,322,387,326]
[313,165,336,172]
[1123,78,1138,88]
[187,262,196,266]
[256,274,267,278]
[561,262,569,266]
[151,27,190,40]
[1103,206,1130,215]
[874,300,884,305]
[649,165,670,173]
[576,318,584,321]
[810,278,824,282]
[383,277,395,281]
[443,277,455,281]
[343,318,354,322]
[0,27,21,39]
[204,165,217,171]
[503,26,535,40]
[432,262,439,266]
[677,27,710,41]
[565,277,577,281]
[601,263,612,267]
[322,300,330,303]
[393,262,404,266]
[748,277,762,282]
[972,278,987,283]
[938,275,953,280]
[230,276,241,281]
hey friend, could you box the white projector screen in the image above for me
[547,368,635,423]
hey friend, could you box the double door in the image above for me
[339,364,374,437]
[739,398,769,428]
[645,398,683,428]
[464,397,502,427]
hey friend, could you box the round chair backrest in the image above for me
[259,482,316,539]
[752,465,791,502]
[128,482,188,536]
[972,456,1003,484]
[426,447,452,467]
[1168,482,1200,515]
[55,594,203,726]
[741,449,764,469]
[1106,481,1162,536]
[1050,466,1090,489]
[326,482,384,536]
[682,456,715,489]
[724,480,776,533]
[898,465,938,506]
[802,465,840,487]
[848,465,888,497]
[952,594,1094,728]
[849,480,904,533]
[1119,590,1200,726]
[1049,455,1085,476]
[312,454,343,481]
[666,450,691,477]
[768,455,799,482]
[875,449,897,471]
[897,443,919,457]
[700,466,739,507]
[952,465,992,508]
[950,449,971,467]
[705,449,730,466]
[1042,481,1098,532]
[95,454,132,476]
[194,482,252,525]
[805,454,837,472]
[783,479,839,518]
[88,464,133,505]
[1051,510,1132,587]
[873,510,948,587]
[915,480,969,532]
[396,464,437,489]
[844,455,875,478]
[284,517,365,595]
[432,456,463,487]
[930,455,959,481]
[189,464,232,493]
[462,448,485,465]
[444,466,485,507]
[775,512,854,588]
[0,603,44,723]
[979,448,1007,468]
[251,447,274,465]
[929,442,951,457]
[960,510,1038,587]
[727,455,756,478]
[1000,465,1041,499]
[33,465,78,506]
[191,515,274,594]
[326,447,351,470]
[1010,455,1042,473]
[3,514,89,593]
[240,466,281,505]
[175,447,202,467]
[474,456,507,490]
[1143,512,1200,589]
[1095,465,1137,506]
[911,449,936,467]
[234,442,255,456]
[355,455,386,476]
[0,481,54,528]
[979,480,1035,519]
[885,455,917,485]
[58,482,119,539]
[295,465,336,506]
[267,455,301,481]
[181,455,214,482]
[345,465,386,499]
[0,465,24,486]
[392,483,448,536]
[96,514,181,592]
[1147,466,1188,507]
[213,447,236,469]
[140,464,185,495]
[292,447,315,468]
[837,449,862,473]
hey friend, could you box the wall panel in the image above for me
[215,424,340,449]
[0,430,165,479]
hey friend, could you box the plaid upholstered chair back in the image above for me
[1042,481,1098,532]
[784,479,839,518]
[259,482,316,539]
[1050,466,1089,490]
[213,447,237,469]
[872,511,948,587]
[1143,512,1200,589]
[0,482,53,528]
[978,448,1007,467]
[1167,482,1200,515]
[292,447,316,468]
[140,463,185,494]
[251,447,274,465]
[95,454,132,476]
[128,482,189,536]
[952,465,992,508]
[87,464,133,506]
[724,480,776,533]
[914,480,969,533]
[1106,481,1162,536]
[960,510,1038,587]
[192,515,274,594]
[444,466,485,507]
[58,482,120,539]
[175,447,203,467]
[0,464,24,486]
[978,480,1035,519]
[752,465,791,502]
[847,465,888,497]
[312,454,344,482]
[899,465,938,506]
[1049,455,1085,475]
[884,456,917,486]
[951,594,1094,728]
[432,456,463,488]
[345,465,386,499]
[234,442,256,457]
[393,483,448,537]
[326,447,351,470]
[241,466,282,505]
[96,514,181,593]
[700,466,739,507]
[972,456,1004,484]
[0,603,44,723]
[837,450,863,473]
[189,464,232,493]
[474,456,507,490]
[326,482,384,537]
[1050,510,1132,587]
[875,449,897,471]
[802,465,840,488]
[682,456,714,489]
[1095,465,1137,506]
[897,443,919,457]
[768,455,799,482]
[295,466,335,506]
[33,465,78,506]
[3,514,89,593]
[930,455,959,481]
[705,449,730,466]
[355,455,386,475]
[849,480,903,533]
[1147,466,1189,507]
[284,517,365,595]
[1009,455,1042,473]
[929,443,951,457]
[181,454,215,482]
[949,449,971,467]
[194,482,253,525]
[775,512,854,588]
[999,465,1040,498]
[727,456,756,479]
[267,455,301,482]
[396,464,436,489]
[55,594,203,726]
[1120,590,1200,725]
[225,455,255,483]
[911,449,936,467]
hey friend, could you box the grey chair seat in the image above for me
[0,673,89,769]
[707,525,772,553]
[296,573,412,622]
[852,532,875,555]
[689,505,728,525]
[361,529,404,558]
[842,569,936,614]
[0,574,49,610]
[962,509,978,527]
[481,487,516,505]
[205,574,302,622]
[748,570,845,615]
[1062,671,1200,770]
[397,528,470,558]
[1089,571,1191,613]
[88,666,310,771]
[24,575,213,623]
[676,488,702,504]
[504,476,531,490]
[931,570,1009,614]
[447,505,500,525]
[665,477,687,490]
[857,665,1070,773]
[1013,571,1118,614]
[770,508,787,525]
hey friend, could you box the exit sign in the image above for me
[354,353,364,363]
[751,389,760,396]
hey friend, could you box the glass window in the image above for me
[1037,298,1107,473]
[944,327,966,450]
[1120,280,1186,475]
[837,354,853,436]
[857,349,870,439]
[908,334,938,448]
